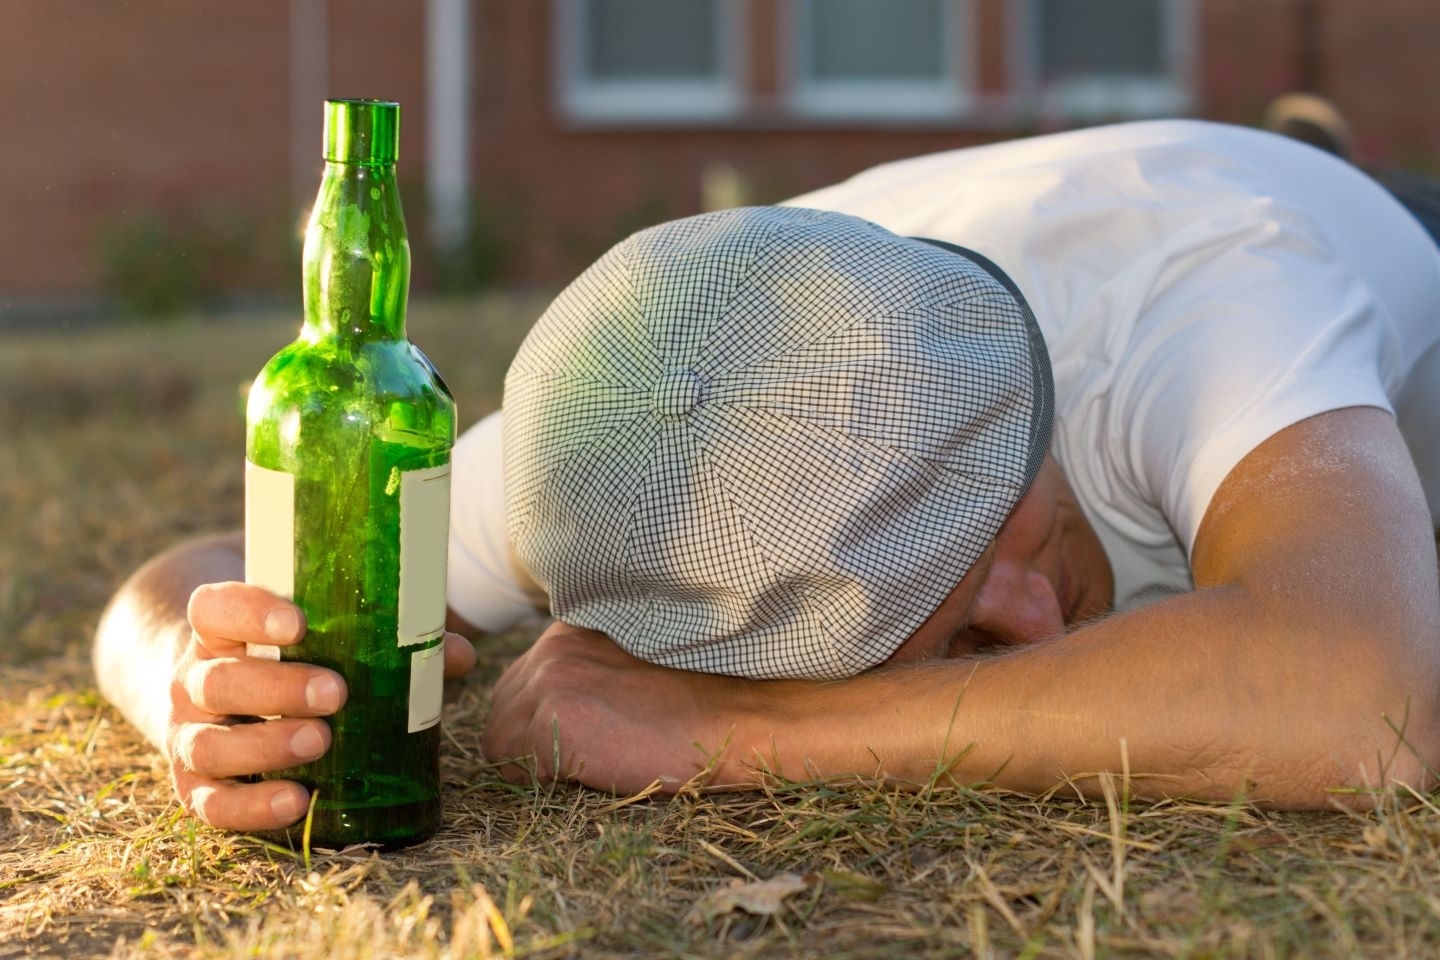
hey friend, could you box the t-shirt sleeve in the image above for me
[447,409,550,631]
[1110,200,1400,556]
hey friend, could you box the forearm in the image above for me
[729,411,1440,808]
[735,570,1438,809]
[92,532,244,748]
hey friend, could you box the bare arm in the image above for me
[93,531,478,831]
[484,408,1440,808]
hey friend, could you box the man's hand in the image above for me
[483,622,755,795]
[171,582,478,832]
[170,583,338,831]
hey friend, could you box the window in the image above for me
[1023,0,1191,118]
[788,0,970,120]
[556,0,742,123]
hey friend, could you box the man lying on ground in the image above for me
[94,119,1440,833]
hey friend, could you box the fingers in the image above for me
[169,714,331,831]
[172,716,331,781]
[168,582,343,834]
[187,581,306,657]
[168,581,334,834]
[482,624,611,781]
[486,622,613,709]
[480,648,543,779]
[480,622,742,795]
[442,631,476,680]
[174,768,313,833]
[181,656,346,718]
[483,714,563,785]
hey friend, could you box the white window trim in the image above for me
[1014,0,1194,120]
[784,0,974,122]
[554,0,745,124]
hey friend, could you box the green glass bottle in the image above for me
[244,99,456,850]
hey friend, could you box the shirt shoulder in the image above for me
[447,409,549,632]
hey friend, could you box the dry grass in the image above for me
[6,299,1440,959]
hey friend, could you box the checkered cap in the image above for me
[503,206,1052,679]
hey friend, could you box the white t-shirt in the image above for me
[448,119,1440,627]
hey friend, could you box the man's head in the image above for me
[503,206,1054,679]
[887,452,1116,665]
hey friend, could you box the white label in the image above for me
[408,643,445,732]
[397,463,451,648]
[244,459,294,661]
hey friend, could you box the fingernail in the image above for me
[305,674,343,713]
[264,607,301,642]
[290,724,326,760]
[271,788,304,822]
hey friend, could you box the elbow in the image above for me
[1373,627,1440,790]
[90,588,161,745]
[89,564,193,750]
[92,602,114,698]
[1314,654,1440,806]
[1241,642,1440,809]
[1372,672,1440,796]
[91,591,134,710]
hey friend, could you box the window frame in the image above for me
[554,0,745,124]
[1015,0,1194,120]
[783,0,974,122]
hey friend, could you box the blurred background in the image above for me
[0,0,1436,323]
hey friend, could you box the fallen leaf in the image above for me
[687,872,811,923]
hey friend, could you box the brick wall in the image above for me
[475,0,1440,285]
[1,0,1437,305]
[0,2,293,297]
[470,0,1020,285]
[1319,0,1440,167]
[0,0,424,304]
[1201,0,1440,167]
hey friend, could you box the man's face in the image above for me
[886,455,1115,665]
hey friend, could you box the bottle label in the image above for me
[243,457,451,734]
[398,463,452,649]
[244,459,295,661]
[408,643,446,732]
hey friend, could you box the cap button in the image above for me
[652,367,706,419]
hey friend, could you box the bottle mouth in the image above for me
[323,99,400,165]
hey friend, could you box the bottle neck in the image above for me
[302,160,409,342]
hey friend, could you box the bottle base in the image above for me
[260,796,443,853]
